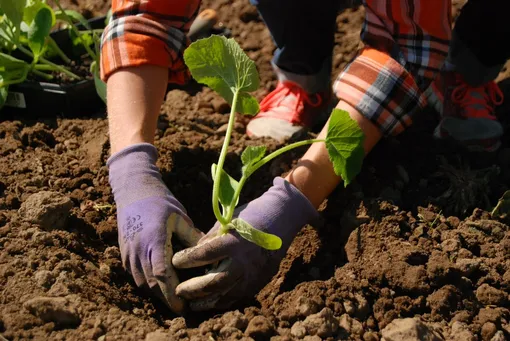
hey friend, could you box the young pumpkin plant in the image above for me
[184,35,365,250]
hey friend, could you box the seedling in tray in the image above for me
[184,35,365,250]
[0,0,106,109]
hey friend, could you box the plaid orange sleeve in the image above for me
[100,0,201,84]
[333,0,452,136]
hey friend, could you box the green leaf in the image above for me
[55,9,91,30]
[492,190,510,217]
[72,32,93,47]
[0,52,28,71]
[0,53,29,85]
[91,61,106,103]
[0,0,26,41]
[0,85,8,110]
[27,6,52,60]
[241,145,266,175]
[325,109,365,187]
[24,0,56,28]
[211,163,239,211]
[241,145,266,165]
[184,35,260,115]
[230,218,282,250]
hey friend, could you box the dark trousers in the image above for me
[451,0,510,85]
[249,0,339,75]
[251,0,509,86]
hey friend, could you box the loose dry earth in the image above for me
[2,0,510,340]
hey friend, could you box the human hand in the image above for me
[108,143,203,313]
[172,177,319,311]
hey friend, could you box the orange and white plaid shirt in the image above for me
[101,0,452,136]
[100,0,200,84]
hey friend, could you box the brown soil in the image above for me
[2,0,510,340]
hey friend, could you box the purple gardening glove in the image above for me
[108,143,204,314]
[172,177,319,311]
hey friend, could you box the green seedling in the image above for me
[0,0,106,109]
[491,190,510,217]
[184,35,365,250]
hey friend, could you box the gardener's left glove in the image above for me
[172,177,319,311]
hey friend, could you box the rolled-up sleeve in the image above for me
[100,0,200,84]
[333,0,452,136]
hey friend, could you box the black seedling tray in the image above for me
[2,17,231,117]
[2,16,107,117]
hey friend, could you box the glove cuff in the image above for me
[107,143,172,208]
[272,176,320,225]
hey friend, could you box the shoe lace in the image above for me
[259,81,322,113]
[451,76,504,118]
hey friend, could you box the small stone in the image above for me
[476,284,507,306]
[381,318,443,341]
[23,296,80,327]
[19,191,73,230]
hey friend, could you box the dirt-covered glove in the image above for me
[172,177,319,311]
[108,143,203,314]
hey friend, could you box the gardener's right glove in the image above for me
[172,177,319,311]
[108,143,204,314]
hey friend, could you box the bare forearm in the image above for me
[285,101,382,208]
[107,65,168,154]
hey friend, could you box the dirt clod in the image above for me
[490,331,506,341]
[481,322,498,341]
[449,321,476,341]
[19,191,73,230]
[244,315,274,340]
[23,296,81,327]
[476,284,508,306]
[293,308,339,338]
[381,318,444,341]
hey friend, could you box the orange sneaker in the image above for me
[246,81,331,140]
[426,71,504,152]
